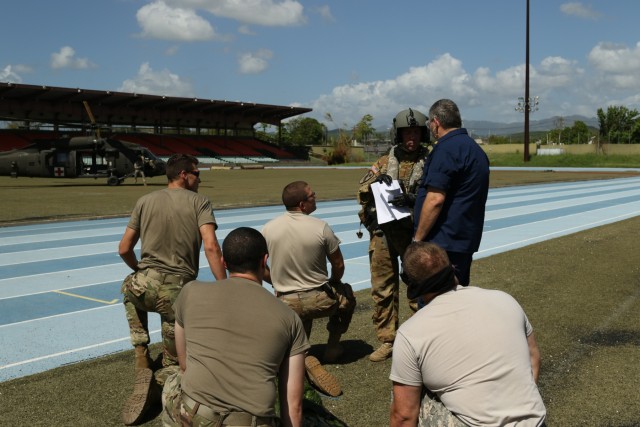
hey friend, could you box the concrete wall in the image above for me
[480,143,640,156]
[311,143,640,160]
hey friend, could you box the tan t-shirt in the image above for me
[390,286,546,426]
[262,211,341,293]
[128,188,216,279]
[174,277,310,417]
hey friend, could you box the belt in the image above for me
[138,268,193,285]
[182,393,275,426]
[277,282,328,297]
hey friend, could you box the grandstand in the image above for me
[0,82,312,165]
[111,133,296,165]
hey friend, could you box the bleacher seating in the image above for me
[113,133,174,156]
[0,129,302,163]
[241,137,295,159]
[0,131,39,151]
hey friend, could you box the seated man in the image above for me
[262,181,356,397]
[163,227,309,427]
[390,242,546,427]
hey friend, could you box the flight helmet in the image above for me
[392,108,429,145]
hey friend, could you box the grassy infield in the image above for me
[1,153,639,426]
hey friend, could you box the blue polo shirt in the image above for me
[414,128,489,253]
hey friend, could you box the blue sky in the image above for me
[2,0,639,130]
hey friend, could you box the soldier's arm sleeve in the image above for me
[118,227,140,271]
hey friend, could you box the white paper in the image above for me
[370,180,411,224]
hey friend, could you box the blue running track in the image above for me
[1,174,640,382]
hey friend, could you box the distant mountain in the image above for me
[326,115,599,139]
[463,115,599,137]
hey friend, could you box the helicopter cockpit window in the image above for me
[142,149,158,160]
[81,154,108,166]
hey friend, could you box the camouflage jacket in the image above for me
[356,145,427,233]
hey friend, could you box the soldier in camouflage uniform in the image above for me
[357,108,429,362]
[118,153,226,426]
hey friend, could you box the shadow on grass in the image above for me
[581,329,640,346]
[309,339,374,365]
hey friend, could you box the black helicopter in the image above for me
[0,135,166,185]
[0,101,166,185]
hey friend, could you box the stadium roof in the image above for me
[0,82,312,129]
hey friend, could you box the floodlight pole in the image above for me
[524,0,531,161]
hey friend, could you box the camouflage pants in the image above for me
[370,218,418,344]
[121,269,191,382]
[277,282,356,339]
[419,390,467,427]
[162,372,278,427]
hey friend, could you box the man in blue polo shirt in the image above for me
[413,99,489,286]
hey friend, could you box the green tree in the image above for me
[255,122,278,144]
[545,121,595,145]
[353,114,375,145]
[284,117,326,146]
[597,105,640,143]
[486,135,512,144]
[564,121,592,144]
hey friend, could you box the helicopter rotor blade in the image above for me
[82,101,101,139]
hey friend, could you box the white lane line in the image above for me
[0,328,158,371]
[477,206,640,257]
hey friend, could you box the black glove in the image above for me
[390,193,416,207]
[374,174,393,186]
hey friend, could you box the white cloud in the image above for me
[0,65,24,83]
[137,1,216,41]
[118,62,195,97]
[586,42,640,95]
[316,5,335,23]
[536,56,581,88]
[560,2,602,20]
[307,51,603,129]
[310,54,481,128]
[238,49,273,74]
[588,42,640,75]
[50,46,96,69]
[168,0,306,26]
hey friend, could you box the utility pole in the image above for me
[524,0,531,161]
[514,0,537,160]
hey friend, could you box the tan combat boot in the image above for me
[323,332,344,363]
[134,345,153,370]
[122,346,158,426]
[305,355,342,397]
[369,342,393,362]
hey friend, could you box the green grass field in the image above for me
[1,167,638,224]
[0,166,639,426]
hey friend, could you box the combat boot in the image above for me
[369,342,393,362]
[304,355,342,397]
[134,345,152,370]
[323,332,344,363]
[122,346,159,426]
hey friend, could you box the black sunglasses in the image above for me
[186,170,200,177]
